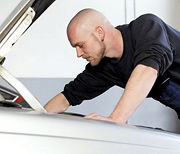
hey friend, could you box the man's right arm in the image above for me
[44,93,70,113]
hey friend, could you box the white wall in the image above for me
[3,0,125,78]
[135,0,180,30]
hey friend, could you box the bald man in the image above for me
[44,9,180,123]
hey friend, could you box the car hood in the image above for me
[0,0,55,63]
[0,0,55,112]
[0,107,180,152]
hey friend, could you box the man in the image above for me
[44,8,180,123]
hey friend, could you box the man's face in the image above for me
[68,26,105,66]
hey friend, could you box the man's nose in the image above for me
[76,47,84,58]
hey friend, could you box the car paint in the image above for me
[0,107,180,154]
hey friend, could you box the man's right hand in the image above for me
[44,93,70,113]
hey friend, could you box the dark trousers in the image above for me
[155,80,180,119]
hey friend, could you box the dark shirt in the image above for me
[62,14,180,106]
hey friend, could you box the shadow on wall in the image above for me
[129,98,180,134]
[165,0,180,29]
[134,0,180,30]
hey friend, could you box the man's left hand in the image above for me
[84,113,118,123]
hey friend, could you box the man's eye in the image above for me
[79,44,83,48]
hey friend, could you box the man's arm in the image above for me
[44,93,70,113]
[85,64,158,123]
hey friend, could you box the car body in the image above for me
[0,0,180,153]
[0,107,180,154]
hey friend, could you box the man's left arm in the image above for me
[85,64,158,123]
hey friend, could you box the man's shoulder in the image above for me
[133,13,161,25]
[116,14,160,31]
[129,13,164,32]
[137,13,159,20]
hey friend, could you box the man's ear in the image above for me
[95,26,105,41]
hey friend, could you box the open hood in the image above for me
[0,0,55,63]
[0,0,55,112]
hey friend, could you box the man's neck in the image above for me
[104,29,123,59]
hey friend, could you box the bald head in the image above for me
[67,9,113,45]
[67,9,109,31]
[66,9,123,62]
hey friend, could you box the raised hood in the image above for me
[0,0,55,63]
[0,0,55,112]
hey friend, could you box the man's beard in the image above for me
[90,47,105,66]
[89,34,106,66]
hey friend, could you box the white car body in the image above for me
[0,0,180,154]
[0,107,180,154]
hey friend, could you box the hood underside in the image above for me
[0,0,55,63]
[0,0,55,112]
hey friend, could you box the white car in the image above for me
[0,0,180,153]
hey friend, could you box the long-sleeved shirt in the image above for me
[62,14,180,106]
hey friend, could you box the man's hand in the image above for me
[85,113,123,123]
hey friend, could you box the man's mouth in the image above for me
[83,56,91,61]
[86,57,91,61]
